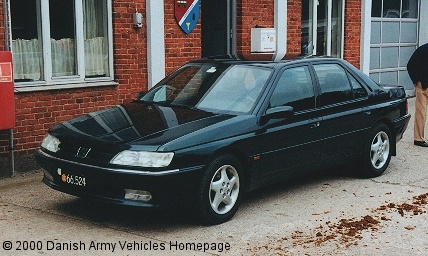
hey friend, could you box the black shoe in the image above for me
[414,141,428,147]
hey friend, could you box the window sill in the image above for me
[14,81,119,93]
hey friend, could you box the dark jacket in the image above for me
[407,43,428,89]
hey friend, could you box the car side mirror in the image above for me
[136,91,146,100]
[263,106,294,121]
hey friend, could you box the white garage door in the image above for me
[369,0,419,94]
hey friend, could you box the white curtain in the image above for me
[84,0,108,76]
[84,0,103,38]
[13,38,80,79]
[12,39,42,80]
[85,37,107,76]
[51,38,75,77]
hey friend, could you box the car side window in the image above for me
[349,74,368,99]
[269,66,315,112]
[313,64,353,106]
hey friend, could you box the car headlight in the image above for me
[41,134,61,153]
[110,151,174,168]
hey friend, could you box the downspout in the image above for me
[360,0,371,75]
[146,0,165,89]
[272,0,287,61]
[3,0,9,50]
[3,0,13,177]
[420,0,428,45]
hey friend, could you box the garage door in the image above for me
[369,0,419,95]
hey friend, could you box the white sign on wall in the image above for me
[251,28,276,53]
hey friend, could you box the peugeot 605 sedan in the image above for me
[35,56,410,225]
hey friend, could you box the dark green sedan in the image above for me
[35,56,410,225]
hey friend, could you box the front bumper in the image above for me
[35,149,204,208]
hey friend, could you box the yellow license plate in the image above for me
[61,173,87,187]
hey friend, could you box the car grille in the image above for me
[57,140,120,163]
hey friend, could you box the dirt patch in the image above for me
[376,193,427,217]
[246,193,428,254]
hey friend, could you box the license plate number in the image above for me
[61,173,86,187]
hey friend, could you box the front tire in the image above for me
[198,155,243,225]
[362,123,392,178]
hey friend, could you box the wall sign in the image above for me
[0,62,13,82]
[175,0,200,34]
[0,51,15,130]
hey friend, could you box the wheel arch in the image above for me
[374,118,396,156]
[208,146,253,193]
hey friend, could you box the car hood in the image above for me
[49,102,233,150]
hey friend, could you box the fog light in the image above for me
[43,170,54,182]
[124,189,152,202]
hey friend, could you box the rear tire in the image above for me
[198,155,243,225]
[362,123,391,178]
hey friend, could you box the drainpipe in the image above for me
[272,0,287,61]
[360,0,371,75]
[8,129,14,177]
[146,0,165,89]
[3,1,13,176]
[420,1,428,45]
[3,0,9,50]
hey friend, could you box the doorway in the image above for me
[201,0,235,57]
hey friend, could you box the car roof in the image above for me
[190,54,342,69]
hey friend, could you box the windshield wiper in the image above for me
[169,103,198,110]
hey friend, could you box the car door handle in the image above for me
[310,122,320,128]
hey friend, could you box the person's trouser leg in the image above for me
[414,81,428,142]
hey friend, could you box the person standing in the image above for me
[407,43,428,147]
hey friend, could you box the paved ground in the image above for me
[1,97,428,256]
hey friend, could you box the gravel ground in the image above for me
[0,97,427,256]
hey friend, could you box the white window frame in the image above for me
[11,0,115,91]
[309,0,345,58]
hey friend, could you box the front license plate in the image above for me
[58,169,87,187]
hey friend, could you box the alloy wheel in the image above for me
[209,164,240,214]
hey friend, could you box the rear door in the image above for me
[311,62,370,164]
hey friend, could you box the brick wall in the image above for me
[237,1,302,59]
[237,0,275,59]
[164,2,202,74]
[344,0,362,68]
[113,0,148,98]
[287,0,303,55]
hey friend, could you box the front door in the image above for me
[258,65,323,181]
[201,0,234,57]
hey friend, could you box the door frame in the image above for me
[201,0,236,57]
[304,0,345,57]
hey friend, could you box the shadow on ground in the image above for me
[51,165,354,229]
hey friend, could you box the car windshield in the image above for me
[140,63,272,114]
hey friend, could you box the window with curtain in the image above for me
[83,0,109,78]
[11,0,112,85]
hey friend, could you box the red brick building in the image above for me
[1,0,425,175]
